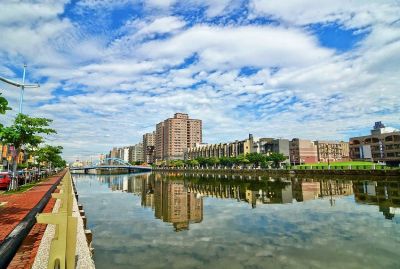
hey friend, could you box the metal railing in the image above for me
[36,170,77,269]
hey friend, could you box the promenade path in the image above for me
[0,172,65,268]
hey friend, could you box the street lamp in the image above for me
[0,64,40,114]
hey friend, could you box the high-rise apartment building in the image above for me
[289,139,318,164]
[155,113,202,161]
[123,147,130,163]
[129,143,144,163]
[110,147,119,159]
[143,131,156,164]
[155,122,164,161]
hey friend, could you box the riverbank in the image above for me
[153,167,400,178]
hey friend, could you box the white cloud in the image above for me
[136,25,334,70]
[0,1,68,25]
[146,0,176,8]
[0,0,400,161]
[134,16,186,36]
[249,0,400,28]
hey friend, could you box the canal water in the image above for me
[73,173,400,269]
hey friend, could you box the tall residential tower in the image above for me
[155,113,202,161]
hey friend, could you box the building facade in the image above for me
[0,144,26,171]
[185,134,254,160]
[314,140,349,162]
[253,138,290,160]
[129,143,144,163]
[155,113,202,161]
[143,132,156,164]
[289,139,318,164]
[155,122,164,161]
[185,135,289,161]
[349,122,400,165]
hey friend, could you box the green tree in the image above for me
[219,156,231,167]
[207,157,220,167]
[187,159,199,167]
[246,152,265,167]
[0,93,11,115]
[174,160,185,167]
[236,154,250,167]
[195,157,208,167]
[36,145,63,172]
[0,114,56,189]
[269,152,287,168]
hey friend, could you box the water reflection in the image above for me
[95,173,203,231]
[354,180,400,219]
[73,172,400,269]
[84,172,400,224]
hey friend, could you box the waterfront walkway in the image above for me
[0,172,65,268]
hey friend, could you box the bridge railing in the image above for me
[36,170,77,269]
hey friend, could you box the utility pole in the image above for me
[0,65,40,190]
[0,64,40,114]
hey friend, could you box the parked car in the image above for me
[0,172,11,190]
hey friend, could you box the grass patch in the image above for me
[300,161,374,166]
[2,181,41,195]
[292,161,388,170]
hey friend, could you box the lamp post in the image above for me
[0,64,40,114]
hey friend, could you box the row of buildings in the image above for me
[185,135,351,165]
[107,143,144,164]
[106,113,202,164]
[0,145,27,171]
[106,112,399,165]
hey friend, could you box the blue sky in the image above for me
[0,0,399,161]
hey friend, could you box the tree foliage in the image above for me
[182,152,288,169]
[36,145,64,168]
[268,152,287,168]
[0,114,56,149]
[246,152,265,167]
[0,114,56,189]
[0,93,11,115]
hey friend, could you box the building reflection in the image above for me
[353,180,400,220]
[145,173,203,232]
[93,172,399,222]
[184,174,354,209]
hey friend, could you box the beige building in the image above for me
[349,122,400,165]
[314,140,349,162]
[185,134,254,160]
[143,131,156,164]
[289,139,318,164]
[129,143,144,163]
[155,122,165,161]
[185,135,291,162]
[155,113,202,161]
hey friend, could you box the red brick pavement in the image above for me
[7,190,58,269]
[0,172,65,244]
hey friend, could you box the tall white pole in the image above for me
[19,64,27,114]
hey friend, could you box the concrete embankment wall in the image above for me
[32,174,95,269]
[153,168,400,179]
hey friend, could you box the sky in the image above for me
[0,0,399,161]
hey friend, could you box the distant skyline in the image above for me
[0,0,399,161]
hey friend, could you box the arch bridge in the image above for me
[70,158,152,174]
